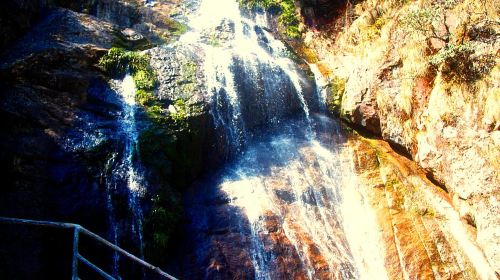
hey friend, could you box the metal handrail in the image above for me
[0,217,178,280]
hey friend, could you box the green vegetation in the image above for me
[136,89,156,107]
[99,47,166,122]
[98,48,155,82]
[400,1,496,84]
[239,0,301,38]
[208,32,222,47]
[134,69,157,90]
[170,99,189,128]
[327,76,346,116]
[165,19,188,38]
[429,41,495,83]
[401,6,448,44]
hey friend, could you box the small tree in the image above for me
[401,3,451,45]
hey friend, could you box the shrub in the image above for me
[401,5,448,44]
[430,42,479,83]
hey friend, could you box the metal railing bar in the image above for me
[78,227,178,280]
[72,227,80,280]
[0,217,77,229]
[0,217,179,280]
[77,254,116,280]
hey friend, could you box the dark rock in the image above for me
[0,8,123,278]
[274,189,296,204]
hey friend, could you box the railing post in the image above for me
[72,226,80,280]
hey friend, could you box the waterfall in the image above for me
[106,74,146,276]
[181,0,313,155]
[180,1,389,278]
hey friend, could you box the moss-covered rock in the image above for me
[99,46,202,265]
[112,30,153,51]
[326,76,346,116]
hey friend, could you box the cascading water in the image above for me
[106,74,147,275]
[181,0,315,154]
[180,0,389,279]
[119,74,146,258]
[309,63,328,110]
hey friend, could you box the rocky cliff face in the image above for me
[0,0,197,277]
[2,0,499,277]
[286,0,500,274]
[0,8,120,277]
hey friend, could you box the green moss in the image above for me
[137,96,194,186]
[145,105,167,124]
[136,89,156,106]
[137,122,192,189]
[239,0,301,39]
[171,99,189,129]
[327,76,346,115]
[101,47,199,262]
[133,69,157,90]
[177,60,198,95]
[166,19,188,37]
[98,47,153,78]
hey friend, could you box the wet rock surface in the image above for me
[179,117,364,279]
[179,112,497,279]
[298,0,500,272]
[0,7,118,228]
